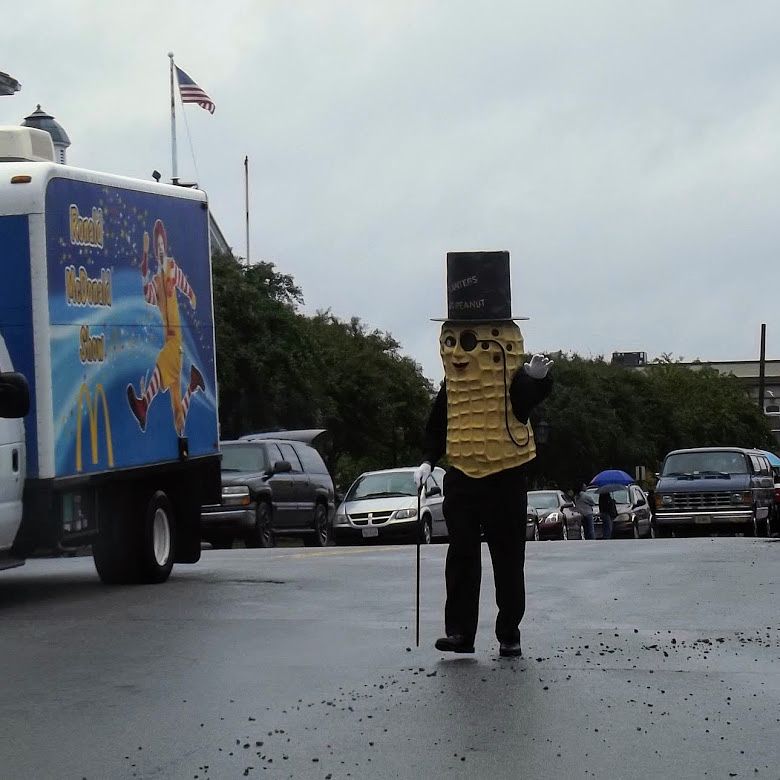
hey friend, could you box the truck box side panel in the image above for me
[0,215,39,477]
[44,178,219,478]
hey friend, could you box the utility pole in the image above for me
[758,323,767,413]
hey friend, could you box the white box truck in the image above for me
[0,127,220,583]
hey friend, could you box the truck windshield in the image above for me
[662,451,748,476]
[221,444,266,473]
[347,472,416,499]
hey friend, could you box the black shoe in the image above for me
[499,640,522,657]
[435,635,475,654]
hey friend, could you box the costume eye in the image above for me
[460,331,478,352]
[443,335,456,348]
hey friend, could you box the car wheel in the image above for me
[245,502,275,549]
[421,516,432,545]
[560,520,568,541]
[533,523,540,542]
[304,503,331,547]
[632,520,640,539]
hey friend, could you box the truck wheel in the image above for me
[743,514,758,538]
[93,520,138,584]
[245,502,275,548]
[304,503,331,547]
[138,491,176,583]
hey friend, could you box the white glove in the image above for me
[524,354,553,379]
[413,462,432,490]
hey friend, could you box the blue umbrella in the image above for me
[589,469,635,487]
[758,450,780,468]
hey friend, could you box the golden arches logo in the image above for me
[75,383,114,472]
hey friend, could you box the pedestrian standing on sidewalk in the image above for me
[598,490,618,540]
[413,251,553,658]
[575,484,596,540]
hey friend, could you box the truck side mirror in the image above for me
[272,460,292,475]
[0,372,30,419]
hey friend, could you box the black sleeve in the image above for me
[509,367,553,424]
[422,384,447,467]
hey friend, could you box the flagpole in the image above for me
[244,155,250,269]
[168,52,179,184]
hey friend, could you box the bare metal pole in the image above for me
[244,155,250,268]
[759,323,767,413]
[168,52,178,184]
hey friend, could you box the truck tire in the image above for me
[93,520,139,585]
[138,491,176,583]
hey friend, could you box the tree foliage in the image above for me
[211,251,433,489]
[534,354,775,490]
[212,252,774,494]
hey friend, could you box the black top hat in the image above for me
[432,250,528,322]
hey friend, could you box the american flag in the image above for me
[175,66,215,114]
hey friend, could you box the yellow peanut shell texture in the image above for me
[440,321,536,478]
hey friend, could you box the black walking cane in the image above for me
[416,483,422,647]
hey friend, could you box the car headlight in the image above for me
[543,511,560,523]
[394,508,418,520]
[333,508,349,526]
[615,512,631,523]
[222,485,251,506]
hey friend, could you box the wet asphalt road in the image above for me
[0,537,778,780]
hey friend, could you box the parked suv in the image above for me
[201,431,335,548]
[333,467,446,544]
[653,447,774,537]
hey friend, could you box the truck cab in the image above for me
[0,335,29,568]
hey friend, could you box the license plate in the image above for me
[694,516,711,524]
[362,527,379,538]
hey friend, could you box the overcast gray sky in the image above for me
[4,1,779,383]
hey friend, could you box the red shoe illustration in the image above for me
[127,384,148,431]
[189,364,205,394]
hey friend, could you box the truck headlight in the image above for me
[394,508,417,519]
[222,485,251,506]
[661,495,673,506]
[732,491,751,505]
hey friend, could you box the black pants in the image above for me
[442,467,528,645]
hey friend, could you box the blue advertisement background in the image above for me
[45,178,218,477]
[0,215,38,475]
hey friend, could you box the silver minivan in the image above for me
[333,467,447,544]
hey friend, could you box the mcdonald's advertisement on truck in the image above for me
[0,127,221,583]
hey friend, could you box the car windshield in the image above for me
[220,444,265,473]
[347,472,416,499]
[528,492,559,510]
[662,451,748,476]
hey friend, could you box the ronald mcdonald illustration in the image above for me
[126,218,205,437]
[414,250,553,658]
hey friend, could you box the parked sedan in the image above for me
[527,490,584,540]
[584,484,653,538]
[333,467,446,544]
